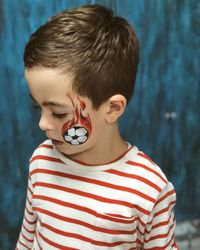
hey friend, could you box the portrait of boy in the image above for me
[16,4,178,249]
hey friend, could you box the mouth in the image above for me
[51,139,64,146]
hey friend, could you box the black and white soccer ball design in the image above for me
[63,126,89,145]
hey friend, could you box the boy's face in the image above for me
[25,66,108,157]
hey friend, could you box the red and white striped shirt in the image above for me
[16,140,178,249]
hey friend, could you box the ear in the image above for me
[105,95,127,123]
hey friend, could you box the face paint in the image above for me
[61,94,92,146]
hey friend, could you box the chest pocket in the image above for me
[93,212,138,249]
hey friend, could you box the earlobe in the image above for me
[105,95,126,123]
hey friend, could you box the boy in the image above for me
[16,4,178,250]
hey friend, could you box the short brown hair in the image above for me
[24,4,140,109]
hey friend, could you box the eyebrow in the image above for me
[30,94,69,108]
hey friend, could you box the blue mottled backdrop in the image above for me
[0,0,199,249]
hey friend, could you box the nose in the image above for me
[39,113,54,131]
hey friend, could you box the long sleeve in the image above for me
[143,182,178,249]
[16,175,37,250]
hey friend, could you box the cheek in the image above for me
[61,95,94,146]
[62,125,89,146]
[61,118,92,146]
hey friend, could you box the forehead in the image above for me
[25,66,73,89]
[25,66,95,110]
[25,66,75,103]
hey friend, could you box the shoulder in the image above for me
[29,139,63,171]
[117,146,177,219]
[126,148,168,188]
[30,139,54,159]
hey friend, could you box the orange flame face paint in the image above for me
[61,94,92,145]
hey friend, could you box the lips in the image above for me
[51,139,64,146]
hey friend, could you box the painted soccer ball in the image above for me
[63,126,89,145]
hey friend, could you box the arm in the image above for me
[143,182,179,249]
[16,175,37,250]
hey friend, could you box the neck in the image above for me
[68,123,128,165]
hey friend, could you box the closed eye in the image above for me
[52,113,68,119]
[32,100,68,119]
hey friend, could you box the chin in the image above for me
[57,143,90,156]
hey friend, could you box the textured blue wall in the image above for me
[0,0,199,249]
[117,0,200,222]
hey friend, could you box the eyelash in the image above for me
[33,104,41,110]
[52,113,68,119]
[33,104,68,119]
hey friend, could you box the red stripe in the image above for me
[154,201,176,217]
[18,240,31,250]
[145,212,174,234]
[28,186,33,196]
[147,219,175,242]
[138,152,156,165]
[34,207,136,235]
[127,160,167,184]
[38,144,53,149]
[33,182,150,216]
[106,169,162,192]
[34,181,131,209]
[105,213,135,219]
[25,205,33,216]
[22,224,35,234]
[33,194,150,223]
[35,234,42,250]
[24,215,36,225]
[21,233,34,243]
[27,197,32,207]
[152,216,173,230]
[31,168,155,203]
[38,231,78,250]
[156,189,175,205]
[174,242,179,250]
[30,155,63,164]
[40,222,136,247]
[136,224,145,237]
[136,238,143,247]
[147,202,175,228]
[145,231,175,250]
